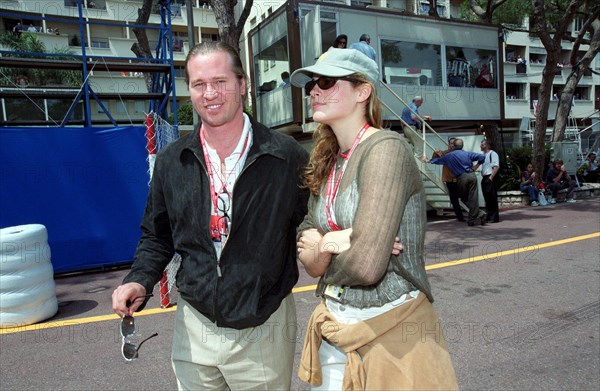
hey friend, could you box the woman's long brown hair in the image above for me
[303,74,382,196]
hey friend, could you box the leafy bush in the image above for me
[0,32,80,87]
[169,102,194,125]
[499,144,552,190]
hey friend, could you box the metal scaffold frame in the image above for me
[0,0,178,127]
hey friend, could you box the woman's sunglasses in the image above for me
[304,76,358,95]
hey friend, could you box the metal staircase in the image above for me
[379,83,466,215]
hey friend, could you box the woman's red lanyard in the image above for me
[325,123,370,231]
[199,126,250,213]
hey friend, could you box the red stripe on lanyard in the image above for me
[199,126,250,213]
[325,123,370,231]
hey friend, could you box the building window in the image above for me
[381,39,442,86]
[419,1,445,16]
[253,36,290,95]
[446,46,497,88]
[506,83,526,100]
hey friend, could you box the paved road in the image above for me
[1,199,599,390]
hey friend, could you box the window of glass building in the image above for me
[446,46,497,88]
[381,39,442,86]
[253,36,289,95]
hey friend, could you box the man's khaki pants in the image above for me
[172,294,297,390]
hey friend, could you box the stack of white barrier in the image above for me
[0,224,58,328]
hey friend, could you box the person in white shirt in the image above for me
[474,139,500,223]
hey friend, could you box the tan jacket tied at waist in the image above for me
[298,293,459,390]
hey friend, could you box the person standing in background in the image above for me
[349,33,376,61]
[432,137,465,221]
[474,139,500,223]
[424,138,486,226]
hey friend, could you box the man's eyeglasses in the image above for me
[120,294,157,361]
[304,76,358,95]
[217,193,231,240]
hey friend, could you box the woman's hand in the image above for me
[320,229,353,255]
[297,228,323,256]
[297,228,330,278]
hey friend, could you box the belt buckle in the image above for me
[323,284,345,302]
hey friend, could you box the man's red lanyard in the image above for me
[325,123,370,231]
[199,126,250,213]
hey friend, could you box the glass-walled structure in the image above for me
[251,10,293,128]
[248,1,502,132]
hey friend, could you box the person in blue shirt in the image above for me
[349,34,376,61]
[424,138,487,226]
[401,96,432,130]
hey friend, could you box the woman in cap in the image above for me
[292,48,458,390]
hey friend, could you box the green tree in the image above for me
[464,0,596,184]
[0,32,80,87]
[551,1,600,142]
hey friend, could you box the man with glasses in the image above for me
[112,41,309,390]
[349,33,376,61]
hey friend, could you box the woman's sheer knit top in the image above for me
[298,130,433,308]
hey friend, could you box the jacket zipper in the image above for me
[216,156,258,276]
[192,150,221,318]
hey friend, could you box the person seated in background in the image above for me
[520,163,540,206]
[578,152,599,183]
[545,159,576,203]
[26,24,38,32]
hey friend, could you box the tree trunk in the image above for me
[552,17,600,141]
[533,61,558,176]
[210,0,240,51]
[131,0,154,92]
[530,0,582,178]
[551,68,583,142]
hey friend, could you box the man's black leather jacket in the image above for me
[124,116,309,329]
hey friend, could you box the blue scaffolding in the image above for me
[0,0,180,273]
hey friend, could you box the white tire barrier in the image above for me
[0,224,58,328]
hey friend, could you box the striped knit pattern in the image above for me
[299,130,433,308]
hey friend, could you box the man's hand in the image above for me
[112,283,146,317]
[392,237,403,255]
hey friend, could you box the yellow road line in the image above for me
[426,232,599,270]
[2,232,598,335]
